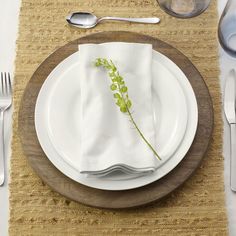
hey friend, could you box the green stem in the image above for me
[127,107,161,161]
[116,77,161,161]
[95,58,161,161]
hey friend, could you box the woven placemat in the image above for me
[9,0,228,235]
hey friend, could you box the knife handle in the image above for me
[230,124,236,191]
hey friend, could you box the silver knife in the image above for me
[224,69,236,191]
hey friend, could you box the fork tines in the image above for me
[0,72,12,96]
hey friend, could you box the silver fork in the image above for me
[0,73,12,186]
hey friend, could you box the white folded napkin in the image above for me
[78,42,158,176]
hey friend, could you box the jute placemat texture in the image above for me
[9,0,228,235]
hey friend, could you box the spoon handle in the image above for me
[99,17,160,24]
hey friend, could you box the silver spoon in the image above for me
[66,12,160,29]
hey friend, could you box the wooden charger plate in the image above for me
[19,31,213,209]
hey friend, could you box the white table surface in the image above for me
[0,1,21,236]
[0,1,235,235]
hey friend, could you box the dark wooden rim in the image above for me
[18,31,213,209]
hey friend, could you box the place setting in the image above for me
[2,0,231,235]
[18,30,213,208]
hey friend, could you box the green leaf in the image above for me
[116,76,123,83]
[120,106,127,113]
[121,86,128,93]
[127,100,132,108]
[110,84,117,91]
[114,93,121,99]
[116,98,122,106]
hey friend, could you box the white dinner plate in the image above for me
[47,53,187,172]
[35,50,198,190]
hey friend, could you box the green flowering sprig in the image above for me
[94,58,161,161]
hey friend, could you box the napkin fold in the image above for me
[79,42,158,175]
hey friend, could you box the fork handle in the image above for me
[0,110,5,186]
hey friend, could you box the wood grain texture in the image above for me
[18,31,213,209]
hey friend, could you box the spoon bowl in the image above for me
[66,12,98,29]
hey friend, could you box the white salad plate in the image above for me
[35,50,198,190]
